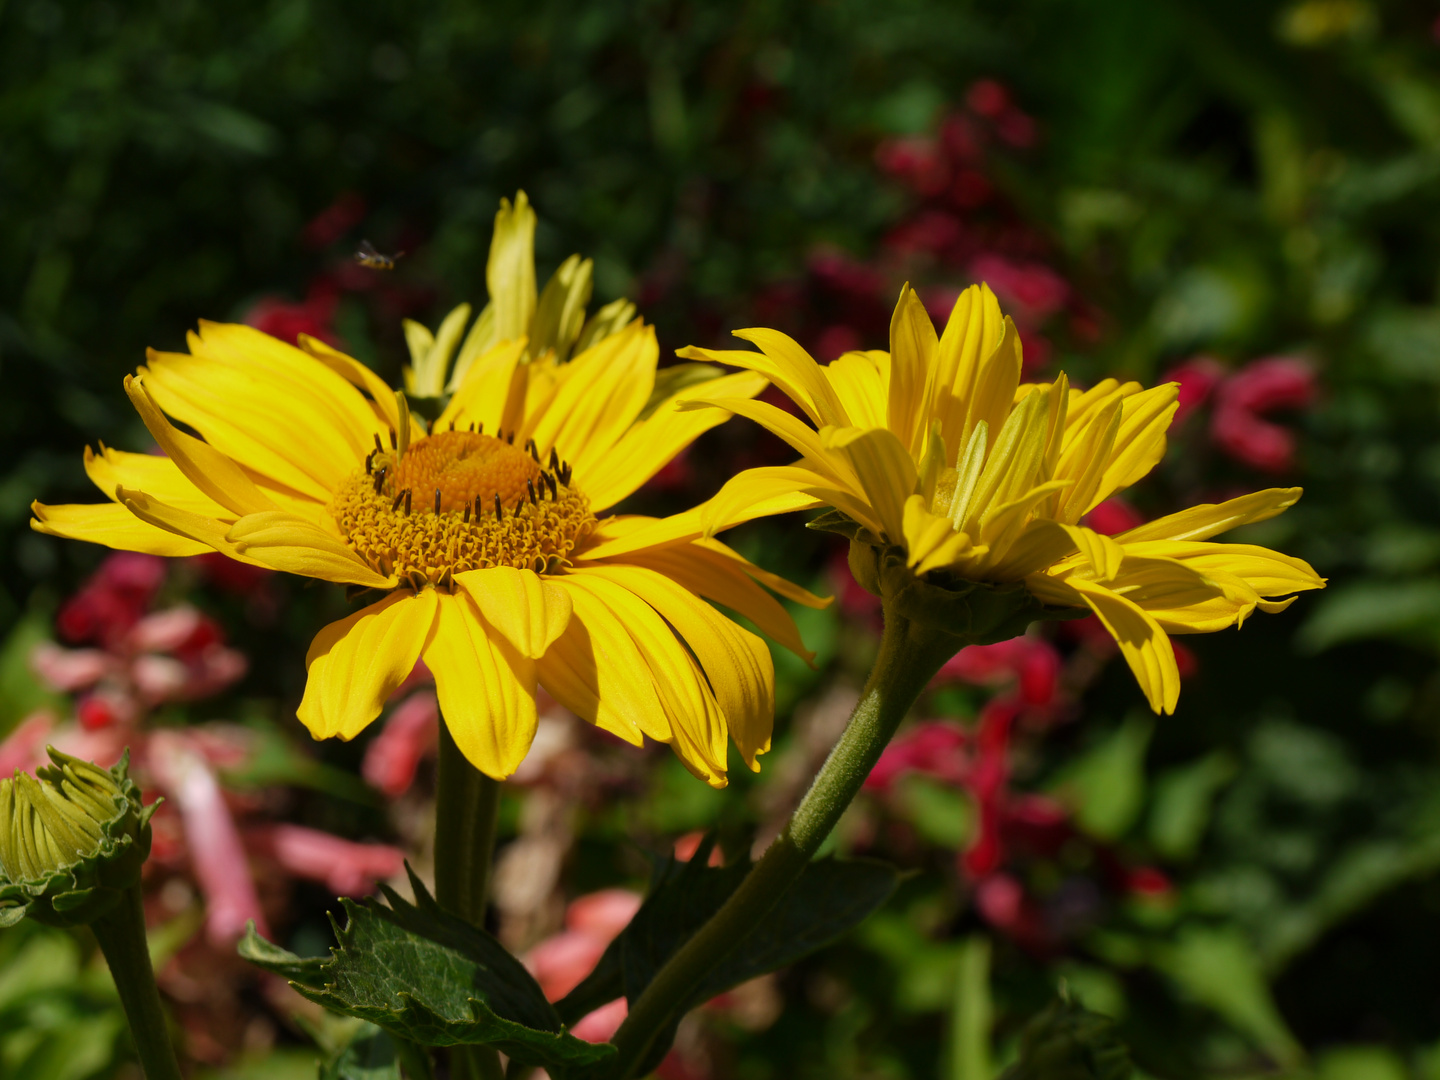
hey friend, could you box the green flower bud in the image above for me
[0,747,155,929]
[1000,995,1133,1080]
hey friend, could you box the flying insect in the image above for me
[354,240,404,270]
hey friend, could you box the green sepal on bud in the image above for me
[0,747,156,929]
[1000,993,1133,1080]
[809,510,1086,645]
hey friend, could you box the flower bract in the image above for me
[681,283,1325,714]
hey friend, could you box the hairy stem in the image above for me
[609,610,960,1078]
[91,885,183,1080]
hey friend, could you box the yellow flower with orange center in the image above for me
[681,283,1325,714]
[32,195,825,786]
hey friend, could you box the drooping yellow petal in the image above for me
[30,501,215,557]
[692,538,831,609]
[298,590,437,741]
[1122,541,1325,599]
[576,564,774,771]
[1065,577,1181,715]
[424,590,538,780]
[114,487,262,563]
[614,539,818,665]
[1117,488,1304,544]
[225,512,395,589]
[537,580,671,745]
[82,445,231,519]
[456,565,572,659]
[123,376,278,517]
[563,572,729,785]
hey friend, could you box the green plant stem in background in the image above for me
[609,608,963,1078]
[89,884,183,1080]
[433,717,505,1080]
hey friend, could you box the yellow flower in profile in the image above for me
[32,194,825,786]
[681,284,1325,715]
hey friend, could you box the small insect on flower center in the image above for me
[330,429,593,589]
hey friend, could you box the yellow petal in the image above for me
[226,512,395,588]
[437,337,529,434]
[1089,383,1178,510]
[82,445,231,518]
[582,370,768,512]
[526,322,657,473]
[1060,524,1126,582]
[821,426,919,544]
[887,284,938,456]
[965,315,1023,450]
[488,191,538,344]
[983,518,1078,580]
[904,495,971,570]
[933,284,1005,453]
[1118,488,1304,544]
[679,395,859,490]
[564,572,729,785]
[424,590,538,780]
[577,565,773,771]
[298,590,437,741]
[456,566,572,659]
[679,330,848,430]
[1067,578,1180,714]
[298,335,402,431]
[30,501,214,557]
[1122,541,1325,598]
[695,538,832,609]
[618,539,819,664]
[123,376,278,517]
[115,487,259,561]
[699,465,878,541]
[823,351,888,430]
[578,487,824,562]
[538,579,671,745]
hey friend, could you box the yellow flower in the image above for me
[32,195,825,786]
[680,283,1325,715]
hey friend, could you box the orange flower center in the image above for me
[329,430,594,589]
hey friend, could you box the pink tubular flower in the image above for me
[1082,497,1145,537]
[526,889,643,1001]
[263,825,405,897]
[57,553,167,646]
[30,642,112,692]
[865,720,968,792]
[0,712,54,776]
[148,732,267,945]
[968,254,1068,320]
[1211,356,1317,473]
[361,690,439,797]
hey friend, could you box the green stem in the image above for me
[90,884,183,1080]
[434,719,503,925]
[609,609,961,1078]
[433,715,505,1080]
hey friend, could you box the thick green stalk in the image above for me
[609,609,961,1078]
[434,720,503,925]
[90,884,183,1080]
[434,717,505,1080]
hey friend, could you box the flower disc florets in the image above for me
[331,428,595,590]
[0,747,154,928]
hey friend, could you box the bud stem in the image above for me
[90,883,183,1080]
[609,607,964,1078]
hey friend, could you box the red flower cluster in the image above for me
[1165,355,1318,473]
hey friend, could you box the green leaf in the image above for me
[1147,752,1236,861]
[318,1022,422,1080]
[238,868,614,1079]
[1050,713,1153,841]
[998,995,1133,1080]
[1152,925,1302,1069]
[1298,578,1440,651]
[556,839,899,1072]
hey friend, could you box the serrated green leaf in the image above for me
[556,839,899,1073]
[238,868,614,1079]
